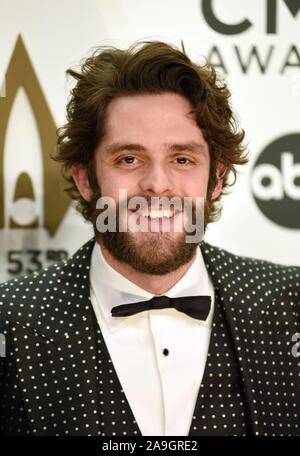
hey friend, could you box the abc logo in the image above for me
[251,133,300,229]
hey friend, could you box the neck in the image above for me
[97,239,197,295]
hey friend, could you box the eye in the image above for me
[118,155,138,164]
[175,156,192,165]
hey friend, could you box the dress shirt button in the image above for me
[163,348,169,356]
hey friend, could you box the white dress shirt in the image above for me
[89,242,215,436]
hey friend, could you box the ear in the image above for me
[211,161,226,200]
[72,164,93,202]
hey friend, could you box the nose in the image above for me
[138,162,175,196]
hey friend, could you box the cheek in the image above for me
[182,178,209,199]
[99,171,137,199]
[179,166,210,194]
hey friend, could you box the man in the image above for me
[0,41,299,436]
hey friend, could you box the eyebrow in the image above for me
[104,141,206,156]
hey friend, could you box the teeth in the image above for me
[138,209,174,218]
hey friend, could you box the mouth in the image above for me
[127,207,183,232]
[135,208,179,219]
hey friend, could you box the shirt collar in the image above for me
[89,241,214,332]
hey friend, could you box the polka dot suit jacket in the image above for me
[0,238,299,435]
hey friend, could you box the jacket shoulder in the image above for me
[201,241,300,286]
[0,238,94,328]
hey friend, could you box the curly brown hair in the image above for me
[54,40,249,223]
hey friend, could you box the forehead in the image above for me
[103,93,203,141]
[106,92,193,112]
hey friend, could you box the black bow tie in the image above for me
[111,295,211,321]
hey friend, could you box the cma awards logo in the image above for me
[0,35,69,236]
[251,133,300,229]
[200,0,300,74]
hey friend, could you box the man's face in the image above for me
[74,93,223,274]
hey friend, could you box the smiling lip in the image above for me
[130,208,181,218]
[139,209,174,218]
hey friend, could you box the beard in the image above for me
[90,190,213,276]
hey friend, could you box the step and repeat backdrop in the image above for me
[0,0,299,281]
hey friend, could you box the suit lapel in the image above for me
[12,310,101,435]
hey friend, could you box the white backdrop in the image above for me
[0,0,299,282]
